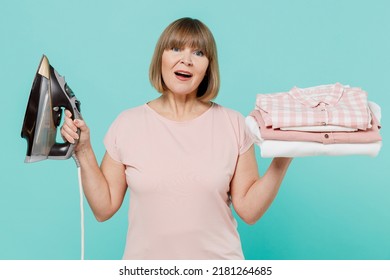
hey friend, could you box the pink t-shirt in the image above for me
[104,103,254,259]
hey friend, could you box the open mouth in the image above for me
[174,71,193,78]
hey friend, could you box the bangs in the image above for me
[161,19,212,58]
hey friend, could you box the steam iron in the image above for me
[21,55,86,259]
[21,55,82,163]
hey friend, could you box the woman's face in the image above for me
[161,46,209,97]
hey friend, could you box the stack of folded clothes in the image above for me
[246,83,382,157]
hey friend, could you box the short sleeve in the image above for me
[103,115,122,163]
[238,113,255,155]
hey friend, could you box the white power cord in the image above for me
[73,154,84,260]
[77,166,85,260]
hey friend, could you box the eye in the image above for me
[171,47,180,52]
[194,50,204,57]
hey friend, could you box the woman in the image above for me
[61,17,292,259]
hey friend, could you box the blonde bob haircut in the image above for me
[149,17,220,102]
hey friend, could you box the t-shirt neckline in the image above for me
[144,102,216,124]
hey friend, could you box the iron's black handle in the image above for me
[48,63,83,160]
[49,100,82,160]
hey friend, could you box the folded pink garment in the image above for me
[256,83,370,130]
[250,109,382,144]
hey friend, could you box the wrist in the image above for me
[74,141,93,156]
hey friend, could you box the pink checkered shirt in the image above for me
[255,83,370,130]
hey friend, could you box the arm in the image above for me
[61,110,127,222]
[230,145,292,225]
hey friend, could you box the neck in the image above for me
[150,92,211,121]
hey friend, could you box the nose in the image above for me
[180,50,193,66]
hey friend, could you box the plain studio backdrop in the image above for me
[1,0,389,260]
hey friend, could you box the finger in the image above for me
[62,118,80,138]
[62,123,79,140]
[60,126,77,144]
[64,109,73,118]
[64,115,78,133]
[74,119,88,132]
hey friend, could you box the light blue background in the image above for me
[1,0,389,260]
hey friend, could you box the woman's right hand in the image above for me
[61,109,91,152]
